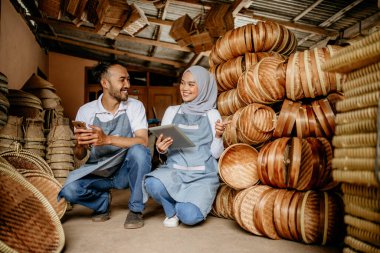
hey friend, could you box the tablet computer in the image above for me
[149,124,195,149]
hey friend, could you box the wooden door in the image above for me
[147,86,180,120]
[128,86,148,112]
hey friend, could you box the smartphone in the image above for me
[72,121,87,129]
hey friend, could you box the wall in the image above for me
[0,0,48,89]
[48,52,97,120]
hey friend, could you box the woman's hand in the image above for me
[215,119,230,139]
[156,134,173,154]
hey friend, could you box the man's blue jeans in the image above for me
[145,177,204,225]
[60,144,151,214]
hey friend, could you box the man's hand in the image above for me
[75,125,110,146]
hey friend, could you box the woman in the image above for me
[143,65,226,227]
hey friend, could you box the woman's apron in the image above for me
[145,109,219,218]
[62,111,132,187]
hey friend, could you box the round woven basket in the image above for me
[0,165,64,252]
[21,171,67,219]
[347,61,380,81]
[335,120,376,135]
[344,215,380,236]
[332,157,376,171]
[218,143,259,190]
[23,73,56,91]
[217,89,245,116]
[343,194,380,210]
[332,133,377,148]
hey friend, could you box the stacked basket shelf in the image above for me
[322,30,380,253]
[212,20,346,245]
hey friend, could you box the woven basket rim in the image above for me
[0,165,65,252]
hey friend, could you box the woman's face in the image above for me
[180,71,199,102]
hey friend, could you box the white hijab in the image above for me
[180,66,217,115]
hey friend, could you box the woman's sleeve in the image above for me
[208,109,224,159]
[160,106,178,126]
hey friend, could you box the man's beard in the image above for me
[109,86,128,102]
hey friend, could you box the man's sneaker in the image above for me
[124,211,144,229]
[91,192,112,222]
[163,215,179,228]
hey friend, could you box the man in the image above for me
[58,61,151,229]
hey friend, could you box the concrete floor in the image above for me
[61,189,342,253]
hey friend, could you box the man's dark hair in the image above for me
[92,61,127,83]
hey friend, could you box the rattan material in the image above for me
[218,143,259,190]
[47,147,74,155]
[341,183,379,199]
[347,73,379,97]
[336,107,377,125]
[345,81,380,99]
[48,140,75,148]
[336,91,380,113]
[343,247,358,253]
[322,31,380,73]
[21,171,67,219]
[345,215,380,236]
[23,73,56,91]
[334,170,380,187]
[0,148,54,177]
[332,133,377,148]
[345,203,380,223]
[48,124,75,141]
[347,226,380,247]
[47,154,74,163]
[347,61,380,81]
[0,165,65,252]
[343,194,380,210]
[344,236,380,253]
[332,158,376,171]
[335,120,376,135]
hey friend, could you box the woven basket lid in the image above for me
[341,183,379,199]
[47,147,74,155]
[0,147,54,177]
[42,98,61,109]
[8,89,42,103]
[49,162,74,170]
[47,153,74,163]
[29,88,60,99]
[21,170,67,219]
[343,194,380,211]
[48,140,75,148]
[0,165,65,252]
[22,73,56,91]
[0,92,10,108]
[218,143,259,190]
[344,215,380,236]
[344,235,379,253]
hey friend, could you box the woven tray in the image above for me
[22,171,67,219]
[347,226,380,247]
[343,194,380,210]
[332,133,377,148]
[344,235,380,253]
[0,165,64,252]
[334,170,379,187]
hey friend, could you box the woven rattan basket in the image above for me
[347,226,380,247]
[345,203,380,223]
[336,91,380,113]
[341,183,379,199]
[333,170,379,187]
[344,236,380,253]
[335,107,377,125]
[343,194,380,210]
[347,61,380,81]
[0,165,65,252]
[344,215,380,236]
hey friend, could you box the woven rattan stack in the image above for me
[322,30,380,253]
[22,74,65,131]
[0,115,24,152]
[23,117,47,158]
[47,117,76,185]
[0,152,65,252]
[0,72,9,130]
[211,20,346,246]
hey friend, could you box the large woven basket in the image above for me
[0,164,65,252]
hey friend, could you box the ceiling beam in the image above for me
[238,11,337,36]
[147,17,173,27]
[28,17,192,52]
[39,34,186,68]
[343,11,380,39]
[298,0,365,46]
[292,0,325,22]
[230,0,252,17]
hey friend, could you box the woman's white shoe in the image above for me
[163,215,179,227]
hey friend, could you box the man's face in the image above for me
[103,64,130,102]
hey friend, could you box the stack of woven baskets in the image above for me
[0,115,23,152]
[0,72,9,130]
[47,117,76,185]
[0,149,65,252]
[212,20,346,245]
[322,30,380,252]
[23,117,47,158]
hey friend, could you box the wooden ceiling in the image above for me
[9,0,380,76]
